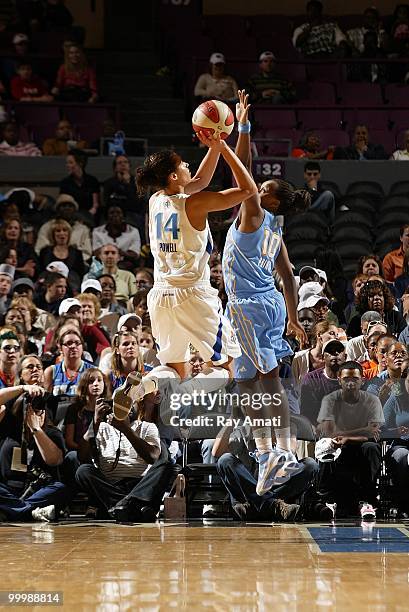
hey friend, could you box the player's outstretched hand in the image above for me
[236,89,250,125]
[286,319,308,349]
[196,130,224,150]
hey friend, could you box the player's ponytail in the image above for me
[274,180,311,215]
[136,150,182,195]
[292,189,311,212]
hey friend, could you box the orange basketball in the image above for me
[192,99,234,140]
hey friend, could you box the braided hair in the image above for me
[136,150,182,195]
[273,179,311,215]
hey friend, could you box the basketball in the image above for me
[192,99,234,140]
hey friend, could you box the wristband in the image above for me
[238,121,251,134]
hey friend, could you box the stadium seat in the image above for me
[12,104,60,128]
[295,82,336,105]
[343,109,389,131]
[286,240,323,262]
[374,226,402,248]
[286,211,329,233]
[346,181,384,197]
[378,195,409,216]
[332,225,373,243]
[313,129,349,150]
[285,224,327,243]
[389,181,409,196]
[389,110,409,133]
[297,108,342,129]
[319,180,342,199]
[339,195,377,217]
[333,210,374,229]
[377,211,409,229]
[384,84,408,105]
[333,240,374,261]
[340,83,384,106]
[253,107,297,129]
[368,129,396,156]
[306,62,340,84]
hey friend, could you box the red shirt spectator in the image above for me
[53,44,98,103]
[11,62,52,101]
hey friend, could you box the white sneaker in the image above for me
[250,449,286,496]
[359,501,376,521]
[202,504,218,517]
[32,504,56,522]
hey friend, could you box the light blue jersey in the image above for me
[223,210,283,298]
[222,211,292,379]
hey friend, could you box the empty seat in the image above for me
[306,62,341,84]
[375,226,402,247]
[297,108,342,129]
[343,109,389,130]
[12,104,60,127]
[377,211,409,229]
[285,224,326,243]
[286,211,328,232]
[295,82,336,105]
[333,240,374,261]
[319,180,342,199]
[254,107,297,129]
[340,195,377,217]
[333,210,373,229]
[287,240,322,261]
[313,129,349,149]
[332,225,373,243]
[384,84,408,105]
[368,129,396,155]
[255,128,299,156]
[389,181,409,196]
[378,195,409,215]
[340,83,384,106]
[346,181,384,197]
[389,109,409,132]
[276,62,307,82]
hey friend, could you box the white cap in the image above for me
[210,52,225,64]
[59,297,81,316]
[13,33,28,44]
[299,265,319,279]
[117,313,142,331]
[259,50,275,61]
[5,188,35,203]
[46,261,69,278]
[0,264,15,280]
[81,279,102,293]
[315,438,341,463]
[298,281,323,301]
[297,295,330,311]
[316,268,327,282]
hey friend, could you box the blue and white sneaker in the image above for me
[271,450,305,486]
[250,449,286,496]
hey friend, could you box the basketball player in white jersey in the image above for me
[112,131,257,416]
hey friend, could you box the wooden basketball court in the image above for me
[1,520,409,609]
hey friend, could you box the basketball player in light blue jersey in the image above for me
[222,90,312,496]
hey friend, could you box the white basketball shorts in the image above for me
[147,283,242,365]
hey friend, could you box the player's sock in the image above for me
[253,426,273,454]
[275,427,292,452]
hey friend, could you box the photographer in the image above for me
[76,392,175,522]
[0,355,71,521]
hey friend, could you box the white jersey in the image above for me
[149,191,212,287]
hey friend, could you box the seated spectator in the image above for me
[0,121,42,157]
[0,218,38,279]
[399,290,409,344]
[1,33,30,81]
[357,253,384,278]
[34,271,67,316]
[76,293,110,360]
[302,161,335,223]
[64,367,106,453]
[300,338,346,425]
[43,309,84,358]
[360,329,387,379]
[344,273,369,324]
[128,288,150,326]
[135,268,153,290]
[366,341,408,403]
[347,280,406,337]
[92,243,136,304]
[247,51,295,104]
[44,328,93,396]
[213,421,321,521]
[10,59,53,102]
[52,44,98,103]
[139,326,154,351]
[92,205,141,266]
[98,274,127,317]
[317,360,383,518]
[292,132,334,160]
[0,377,71,522]
[347,7,386,53]
[292,0,346,57]
[108,329,143,390]
[346,311,385,361]
[0,245,18,271]
[298,283,339,325]
[382,224,409,282]
[8,295,49,346]
[81,278,102,298]
[75,393,174,522]
[60,152,100,223]
[0,264,14,315]
[297,307,317,350]
[389,4,409,50]
[395,251,409,299]
[35,194,92,263]
[334,125,388,160]
[39,218,85,290]
[103,155,147,234]
[0,331,21,388]
[292,320,340,387]
[42,119,87,156]
[392,129,409,160]
[347,30,388,83]
[194,53,238,103]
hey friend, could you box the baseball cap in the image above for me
[297,294,330,311]
[12,278,35,292]
[81,279,102,294]
[316,268,327,282]
[46,261,69,278]
[117,313,142,331]
[299,265,319,279]
[0,264,15,280]
[322,339,346,354]
[259,50,275,61]
[298,281,323,301]
[210,52,225,64]
[13,33,28,45]
[55,194,79,211]
[5,188,35,206]
[59,297,81,316]
[315,438,341,463]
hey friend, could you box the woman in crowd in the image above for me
[0,218,37,278]
[291,320,340,388]
[0,245,18,269]
[39,219,84,290]
[135,268,154,291]
[98,274,127,317]
[52,43,98,103]
[44,329,93,396]
[128,288,150,325]
[138,326,155,351]
[347,279,406,337]
[109,329,143,391]
[367,340,408,404]
[77,293,110,361]
[357,253,385,278]
[344,273,369,324]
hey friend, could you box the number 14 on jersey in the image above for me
[155,212,180,240]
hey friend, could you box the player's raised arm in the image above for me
[186,137,257,228]
[234,89,263,229]
[184,143,221,195]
